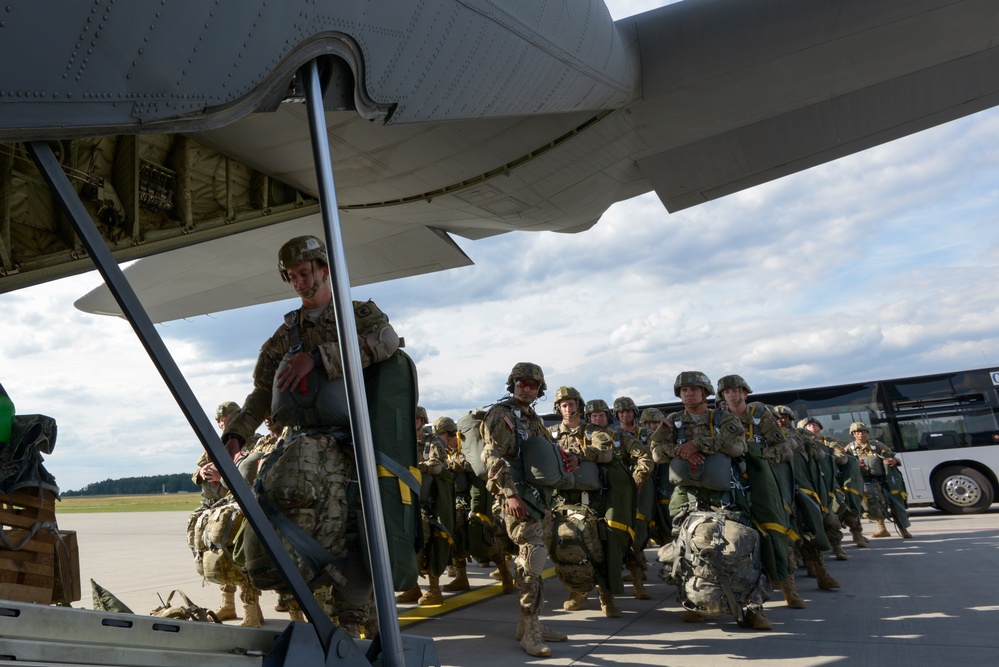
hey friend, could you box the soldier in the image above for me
[482,362,578,658]
[847,422,913,539]
[610,397,655,600]
[716,375,822,609]
[221,235,401,637]
[549,386,605,613]
[775,408,848,561]
[437,415,473,593]
[397,407,450,605]
[192,401,264,627]
[639,408,665,432]
[799,417,869,548]
[649,371,772,631]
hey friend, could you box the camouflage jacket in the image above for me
[481,399,552,500]
[728,403,793,464]
[596,425,654,486]
[847,439,894,459]
[551,422,610,463]
[445,446,474,476]
[224,299,399,443]
[649,409,746,463]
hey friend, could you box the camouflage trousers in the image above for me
[451,500,469,566]
[862,479,891,521]
[500,500,552,617]
[221,582,260,606]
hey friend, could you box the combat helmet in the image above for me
[433,416,457,435]
[849,422,869,434]
[416,406,429,425]
[798,417,823,430]
[216,401,240,419]
[673,371,713,398]
[278,235,328,279]
[506,362,547,397]
[639,407,665,425]
[553,386,583,410]
[772,405,796,421]
[613,396,639,416]
[584,399,612,420]
[716,374,752,395]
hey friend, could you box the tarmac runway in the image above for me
[55,506,999,666]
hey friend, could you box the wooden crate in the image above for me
[0,488,56,605]
[52,529,81,604]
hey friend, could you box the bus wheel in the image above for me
[932,467,993,514]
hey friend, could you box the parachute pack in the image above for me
[187,498,247,586]
[658,510,770,623]
[548,503,603,593]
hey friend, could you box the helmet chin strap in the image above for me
[300,260,325,298]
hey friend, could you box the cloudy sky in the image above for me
[4,0,999,492]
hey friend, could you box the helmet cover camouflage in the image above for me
[433,416,457,435]
[639,407,665,424]
[278,236,328,280]
[772,405,796,420]
[849,421,869,434]
[216,401,240,419]
[716,374,752,395]
[673,371,713,398]
[506,362,547,397]
[798,417,823,430]
[613,396,639,415]
[416,406,429,424]
[553,386,583,408]
[584,399,612,419]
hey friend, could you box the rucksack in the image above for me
[456,405,495,478]
[548,503,603,593]
[658,510,770,624]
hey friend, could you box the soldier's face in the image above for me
[805,422,821,435]
[618,410,636,426]
[285,260,328,298]
[514,378,540,403]
[853,430,868,442]
[558,400,578,419]
[680,386,705,407]
[721,387,744,407]
[590,411,609,427]
[643,421,663,431]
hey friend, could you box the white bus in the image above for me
[648,368,999,514]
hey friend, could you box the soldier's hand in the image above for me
[678,442,704,465]
[563,451,580,473]
[506,494,529,521]
[200,463,220,483]
[276,351,316,392]
[884,456,899,467]
[224,437,243,458]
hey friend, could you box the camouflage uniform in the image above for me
[847,431,912,537]
[441,416,474,592]
[482,363,568,657]
[224,297,400,628]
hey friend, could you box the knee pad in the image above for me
[517,544,548,578]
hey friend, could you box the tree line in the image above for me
[64,473,199,496]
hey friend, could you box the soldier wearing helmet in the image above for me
[798,418,868,548]
[718,377,826,606]
[847,423,912,539]
[639,408,665,431]
[775,407,853,562]
[396,407,449,606]
[648,372,772,630]
[481,363,578,657]
[220,235,401,636]
[599,398,655,603]
[431,415,473,594]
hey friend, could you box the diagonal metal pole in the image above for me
[301,59,406,666]
[26,141,339,654]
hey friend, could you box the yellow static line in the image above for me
[397,566,557,627]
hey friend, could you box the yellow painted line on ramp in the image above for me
[398,566,557,627]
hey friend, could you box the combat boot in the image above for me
[239,601,263,628]
[562,591,587,611]
[831,540,850,560]
[418,576,444,605]
[215,586,237,622]
[780,575,806,609]
[516,616,567,642]
[814,560,841,590]
[630,566,652,600]
[851,527,869,547]
[442,562,470,592]
[682,610,706,623]
[288,602,305,623]
[745,607,773,631]
[899,526,913,539]
[519,614,552,658]
[498,557,514,594]
[395,584,421,603]
[871,519,890,538]
[598,588,622,618]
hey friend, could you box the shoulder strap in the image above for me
[284,310,303,352]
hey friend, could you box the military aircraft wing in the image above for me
[0,0,996,321]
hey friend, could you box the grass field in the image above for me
[57,493,203,513]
